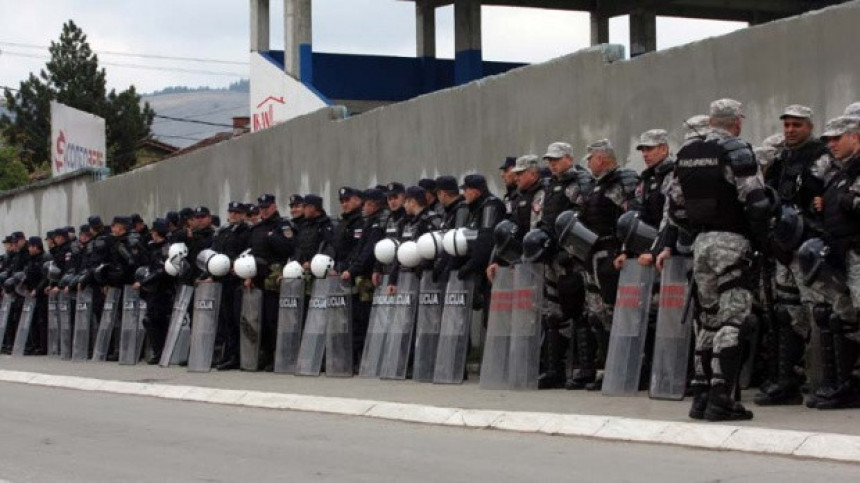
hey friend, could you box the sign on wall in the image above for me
[250,53,328,132]
[50,101,107,177]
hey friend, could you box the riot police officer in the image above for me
[457,174,505,315]
[657,99,770,421]
[388,186,443,288]
[135,218,174,364]
[295,194,334,267]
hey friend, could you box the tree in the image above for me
[0,145,31,191]
[0,20,154,175]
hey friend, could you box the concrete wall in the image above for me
[0,170,96,237]
[4,1,860,231]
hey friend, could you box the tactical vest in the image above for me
[580,169,635,238]
[638,158,674,227]
[541,166,595,229]
[674,139,746,234]
[333,209,363,262]
[768,138,829,208]
[511,179,543,231]
[822,155,860,250]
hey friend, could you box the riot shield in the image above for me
[433,273,474,384]
[413,273,445,382]
[169,312,192,366]
[11,296,37,356]
[58,292,73,360]
[325,275,354,377]
[47,292,59,357]
[602,260,656,396]
[0,296,11,350]
[274,278,306,374]
[92,287,122,361]
[295,279,330,376]
[479,266,514,389]
[238,287,263,371]
[508,263,545,390]
[72,288,94,360]
[358,275,391,378]
[118,286,141,365]
[380,271,419,380]
[649,256,694,400]
[136,298,147,360]
[188,282,222,372]
[159,285,195,367]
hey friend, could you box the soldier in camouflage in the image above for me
[657,99,771,421]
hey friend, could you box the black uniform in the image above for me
[210,220,251,368]
[141,238,173,362]
[294,213,334,265]
[457,192,505,310]
[22,249,49,354]
[333,208,364,273]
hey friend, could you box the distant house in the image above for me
[164,117,251,159]
[136,137,180,167]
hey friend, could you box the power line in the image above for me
[0,50,246,77]
[0,41,248,66]
[153,114,233,127]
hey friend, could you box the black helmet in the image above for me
[492,220,523,265]
[616,211,657,255]
[555,210,597,265]
[771,205,804,254]
[522,228,553,263]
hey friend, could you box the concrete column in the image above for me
[416,1,436,58]
[590,10,609,46]
[629,8,657,57]
[250,0,270,52]
[454,0,482,85]
[285,0,313,82]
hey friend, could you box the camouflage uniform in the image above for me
[662,99,769,420]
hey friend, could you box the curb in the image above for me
[1,369,858,464]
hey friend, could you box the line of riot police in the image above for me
[1,99,859,422]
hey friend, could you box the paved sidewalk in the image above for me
[1,355,859,464]
[0,355,856,437]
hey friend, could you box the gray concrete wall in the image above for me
[3,1,860,231]
[0,170,96,238]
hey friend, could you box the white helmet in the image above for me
[233,254,257,279]
[374,238,399,265]
[282,261,304,279]
[442,228,470,257]
[397,241,422,268]
[195,249,218,272]
[310,254,334,279]
[164,256,188,277]
[416,231,443,261]
[207,253,231,277]
[168,242,188,260]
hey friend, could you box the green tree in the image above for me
[0,20,154,175]
[0,145,31,191]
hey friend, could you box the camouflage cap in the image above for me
[709,98,744,119]
[754,133,785,168]
[845,102,860,117]
[511,154,539,173]
[780,104,813,120]
[586,139,615,159]
[820,115,860,139]
[683,114,711,140]
[543,142,573,160]
[635,129,669,150]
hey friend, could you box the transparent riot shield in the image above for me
[433,273,474,384]
[0,295,11,350]
[159,285,195,367]
[188,282,222,372]
[602,260,656,396]
[380,271,419,380]
[136,298,147,361]
[72,288,94,360]
[479,266,514,389]
[11,296,37,356]
[508,263,545,390]
[47,292,59,357]
[325,275,354,377]
[118,286,141,365]
[358,275,390,378]
[649,256,694,400]
[295,278,330,376]
[58,292,73,360]
[92,287,122,361]
[413,273,445,383]
[274,278,306,374]
[238,287,263,371]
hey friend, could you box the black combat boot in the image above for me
[538,327,566,389]
[704,347,754,421]
[816,327,860,410]
[806,307,839,408]
[566,323,596,390]
[754,326,804,406]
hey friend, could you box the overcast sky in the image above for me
[0,0,746,94]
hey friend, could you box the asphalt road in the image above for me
[0,383,856,482]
